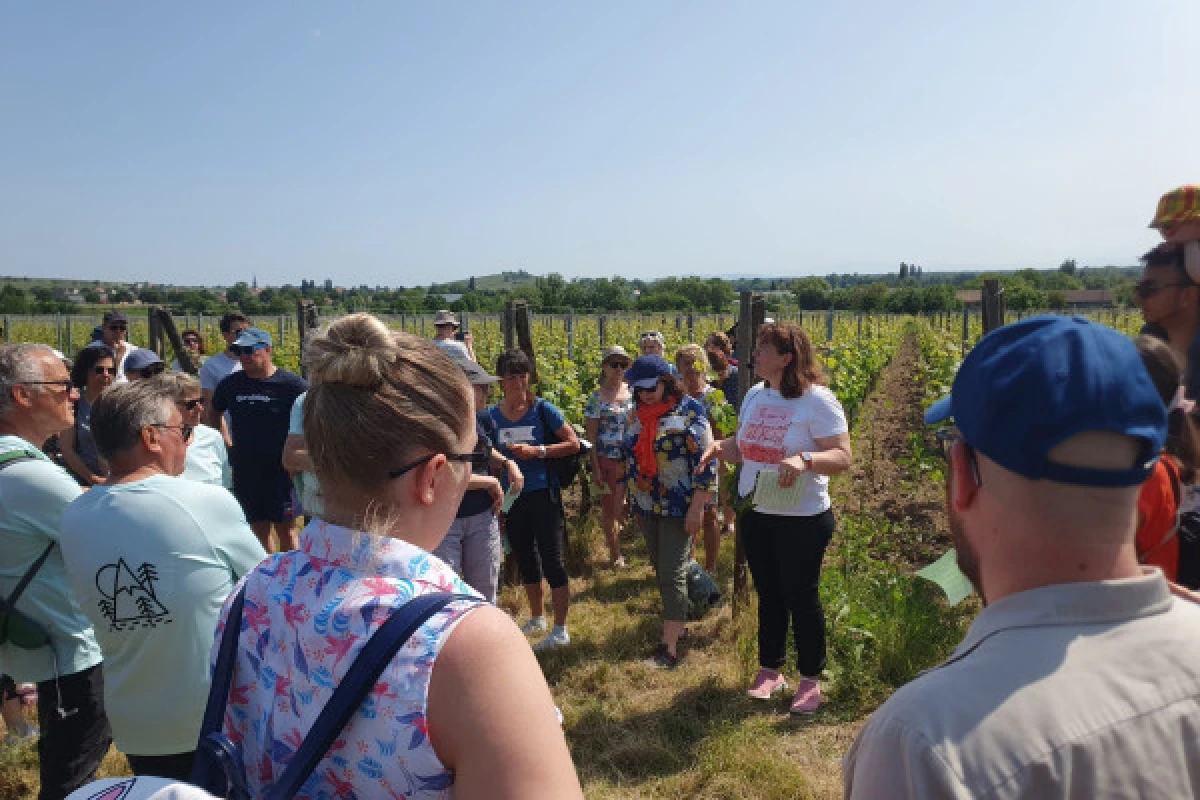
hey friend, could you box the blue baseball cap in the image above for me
[925,314,1166,487]
[124,349,164,372]
[624,354,673,389]
[233,327,273,349]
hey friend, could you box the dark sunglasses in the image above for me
[139,363,166,377]
[150,423,194,443]
[183,398,204,411]
[388,451,489,480]
[935,427,982,487]
[183,338,201,347]
[92,366,117,376]
[231,344,267,356]
[106,324,128,331]
[633,383,660,395]
[604,360,630,370]
[1134,280,1192,300]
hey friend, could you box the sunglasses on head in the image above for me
[231,344,267,356]
[92,366,117,376]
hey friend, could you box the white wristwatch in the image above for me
[540,445,548,459]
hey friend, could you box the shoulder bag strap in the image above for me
[0,452,55,614]
[266,592,478,800]
[189,584,248,791]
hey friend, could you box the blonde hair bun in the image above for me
[304,313,397,388]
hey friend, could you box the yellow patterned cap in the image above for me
[1150,186,1200,229]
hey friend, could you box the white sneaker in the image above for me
[533,627,570,651]
[521,616,548,636]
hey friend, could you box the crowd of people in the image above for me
[0,187,1199,798]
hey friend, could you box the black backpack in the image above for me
[537,399,588,489]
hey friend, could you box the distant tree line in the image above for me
[0,259,1141,316]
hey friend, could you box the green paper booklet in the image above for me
[916,549,975,606]
[752,469,807,511]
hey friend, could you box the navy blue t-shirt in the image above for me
[456,411,497,519]
[489,398,567,492]
[212,369,308,467]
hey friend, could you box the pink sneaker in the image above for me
[790,678,822,715]
[746,668,788,700]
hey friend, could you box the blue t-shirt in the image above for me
[211,369,307,468]
[489,399,567,493]
[456,411,497,519]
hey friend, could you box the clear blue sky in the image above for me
[2,1,1197,287]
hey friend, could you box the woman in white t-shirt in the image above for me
[698,322,851,715]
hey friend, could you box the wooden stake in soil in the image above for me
[732,291,765,617]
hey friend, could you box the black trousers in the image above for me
[36,663,112,800]
[741,508,835,677]
[127,751,196,781]
[507,488,569,589]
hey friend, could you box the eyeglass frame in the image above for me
[92,366,117,376]
[182,398,204,411]
[935,427,983,487]
[137,363,166,377]
[387,451,489,480]
[21,380,75,391]
[1134,279,1193,300]
[149,423,195,443]
[230,343,268,356]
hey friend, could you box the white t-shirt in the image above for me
[736,382,848,516]
[433,338,471,360]
[182,424,231,489]
[59,474,266,756]
[198,351,241,392]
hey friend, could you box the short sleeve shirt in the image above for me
[489,399,566,492]
[198,352,241,393]
[182,424,232,489]
[623,396,717,517]
[60,475,266,755]
[0,435,102,684]
[288,393,323,518]
[433,339,471,360]
[212,369,307,466]
[584,389,633,460]
[736,382,848,516]
[457,412,497,519]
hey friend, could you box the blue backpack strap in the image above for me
[265,591,477,800]
[190,584,248,795]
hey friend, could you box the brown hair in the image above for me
[180,329,207,355]
[303,313,472,492]
[1136,334,1198,482]
[758,322,824,399]
[704,332,732,372]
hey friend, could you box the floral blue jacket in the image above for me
[623,395,717,517]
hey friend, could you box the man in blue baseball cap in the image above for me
[210,327,306,553]
[844,315,1200,799]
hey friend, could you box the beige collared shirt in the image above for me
[843,570,1200,799]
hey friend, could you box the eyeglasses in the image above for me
[183,339,201,347]
[231,344,267,356]
[604,361,630,370]
[106,324,128,332]
[23,379,75,391]
[138,364,166,377]
[935,427,982,487]
[183,398,204,411]
[150,423,194,443]
[633,384,660,395]
[388,451,489,480]
[92,366,117,376]
[1134,280,1192,300]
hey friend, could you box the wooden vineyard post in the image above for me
[2,316,8,343]
[981,279,1005,335]
[149,307,197,374]
[732,291,765,618]
[826,306,834,343]
[687,312,694,342]
[502,301,516,351]
[513,301,540,385]
[296,300,319,378]
[598,315,607,347]
[566,312,574,361]
[961,304,970,356]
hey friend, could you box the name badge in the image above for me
[659,416,687,433]
[498,426,536,446]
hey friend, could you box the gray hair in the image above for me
[89,380,176,461]
[154,372,201,404]
[0,344,55,420]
